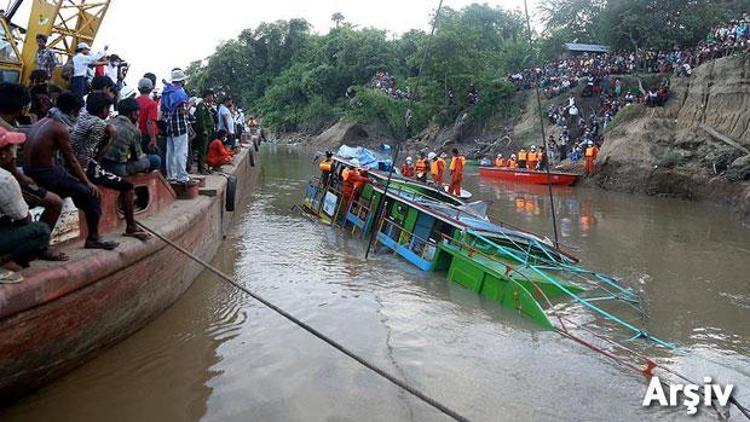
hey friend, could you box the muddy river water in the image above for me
[4,145,750,421]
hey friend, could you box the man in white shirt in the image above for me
[216,96,235,147]
[71,42,107,97]
[0,127,52,282]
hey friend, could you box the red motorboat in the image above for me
[479,166,580,186]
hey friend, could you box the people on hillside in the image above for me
[206,129,234,170]
[160,68,195,185]
[401,156,415,178]
[448,148,465,196]
[70,93,149,241]
[24,92,118,250]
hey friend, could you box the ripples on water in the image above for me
[4,145,750,422]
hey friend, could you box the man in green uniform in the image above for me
[193,89,215,174]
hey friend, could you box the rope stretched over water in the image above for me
[136,221,470,422]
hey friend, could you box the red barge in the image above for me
[0,147,258,403]
[479,166,580,186]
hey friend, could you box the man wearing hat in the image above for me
[34,34,58,81]
[0,126,53,283]
[71,42,108,97]
[161,68,193,184]
[136,77,160,158]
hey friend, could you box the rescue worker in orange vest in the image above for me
[507,154,518,169]
[517,147,528,169]
[319,151,334,186]
[401,156,415,178]
[584,140,599,176]
[429,152,445,185]
[495,153,506,167]
[527,145,538,170]
[448,148,465,196]
[415,151,429,182]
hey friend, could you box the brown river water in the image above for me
[3,145,750,421]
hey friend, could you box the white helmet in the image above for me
[428,152,437,160]
[118,85,137,100]
[530,145,537,151]
[588,140,594,146]
[511,154,517,159]
[497,153,503,158]
[406,157,413,163]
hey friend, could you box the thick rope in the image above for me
[136,221,469,422]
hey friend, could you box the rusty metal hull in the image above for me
[0,148,258,403]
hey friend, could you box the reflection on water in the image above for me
[3,145,750,422]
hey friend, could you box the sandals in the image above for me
[85,238,120,251]
[123,230,151,242]
[0,268,24,284]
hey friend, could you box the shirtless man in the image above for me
[23,92,118,250]
[0,83,68,260]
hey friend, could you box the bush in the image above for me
[345,88,430,139]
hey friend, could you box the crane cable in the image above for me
[136,221,470,422]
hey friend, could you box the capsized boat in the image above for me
[479,166,580,186]
[300,149,669,348]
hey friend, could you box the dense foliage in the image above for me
[185,1,742,137]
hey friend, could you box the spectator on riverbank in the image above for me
[24,92,118,250]
[0,128,52,282]
[34,34,58,81]
[193,89,215,174]
[136,77,159,156]
[206,129,234,170]
[161,68,193,184]
[71,43,108,97]
[216,96,235,148]
[103,98,160,177]
[71,93,149,242]
[0,83,65,242]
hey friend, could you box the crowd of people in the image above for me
[370,70,411,100]
[508,14,749,95]
[0,41,263,283]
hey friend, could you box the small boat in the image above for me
[479,166,580,186]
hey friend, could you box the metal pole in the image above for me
[523,0,560,248]
[364,0,444,259]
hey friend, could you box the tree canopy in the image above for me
[185,1,743,137]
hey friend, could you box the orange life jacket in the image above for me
[495,158,506,167]
[518,150,528,161]
[508,159,518,169]
[319,160,333,173]
[342,168,352,181]
[585,146,599,158]
[401,164,415,178]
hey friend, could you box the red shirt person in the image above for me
[135,78,159,152]
[206,130,234,169]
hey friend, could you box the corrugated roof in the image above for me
[564,43,610,53]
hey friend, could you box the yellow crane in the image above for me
[0,0,111,85]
